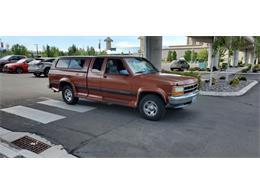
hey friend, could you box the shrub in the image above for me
[212,77,216,85]
[241,68,248,73]
[238,60,243,66]
[241,64,252,73]
[219,76,226,80]
[161,69,201,89]
[221,63,228,70]
[237,75,247,81]
[252,64,260,73]
[229,77,240,86]
[189,67,200,71]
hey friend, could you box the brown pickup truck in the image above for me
[48,56,199,121]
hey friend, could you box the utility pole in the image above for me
[98,39,101,53]
[35,44,39,56]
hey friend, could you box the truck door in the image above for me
[67,58,90,96]
[100,58,134,106]
[87,57,105,101]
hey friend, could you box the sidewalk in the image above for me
[0,127,75,158]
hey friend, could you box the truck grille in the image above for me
[184,83,198,94]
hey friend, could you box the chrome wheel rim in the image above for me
[64,89,73,102]
[143,100,158,117]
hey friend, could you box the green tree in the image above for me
[68,44,78,55]
[197,48,208,62]
[98,50,107,55]
[87,46,96,55]
[166,51,172,62]
[184,50,192,62]
[172,50,177,60]
[42,45,61,57]
[255,36,260,63]
[11,44,28,56]
[191,50,197,62]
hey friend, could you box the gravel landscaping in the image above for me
[201,80,254,92]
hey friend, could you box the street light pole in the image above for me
[35,44,39,56]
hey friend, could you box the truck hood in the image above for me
[137,72,197,85]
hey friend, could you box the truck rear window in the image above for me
[56,59,85,69]
[56,59,70,68]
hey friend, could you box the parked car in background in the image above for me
[28,58,56,77]
[0,55,26,72]
[170,58,190,71]
[48,56,199,121]
[3,58,33,73]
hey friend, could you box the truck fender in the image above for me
[59,78,78,95]
[136,88,168,106]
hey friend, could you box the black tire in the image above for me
[139,94,166,121]
[43,68,50,77]
[16,67,23,74]
[33,72,41,77]
[62,85,79,105]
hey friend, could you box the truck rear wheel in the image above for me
[139,94,165,121]
[43,68,50,77]
[62,85,79,105]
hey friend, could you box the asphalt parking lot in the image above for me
[0,73,259,157]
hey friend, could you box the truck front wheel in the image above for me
[139,94,166,121]
[62,85,79,105]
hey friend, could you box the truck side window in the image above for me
[106,59,129,75]
[69,59,85,69]
[56,59,70,69]
[92,58,104,72]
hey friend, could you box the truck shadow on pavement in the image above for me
[77,99,199,123]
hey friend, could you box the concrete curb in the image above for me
[0,127,75,158]
[200,80,258,97]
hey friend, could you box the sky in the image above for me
[0,36,186,51]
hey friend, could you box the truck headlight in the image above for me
[173,86,184,96]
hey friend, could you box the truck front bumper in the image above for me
[167,90,199,108]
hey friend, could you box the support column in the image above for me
[233,49,239,67]
[207,43,213,69]
[247,50,252,64]
[144,36,162,70]
[244,49,248,64]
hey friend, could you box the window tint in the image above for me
[69,59,85,69]
[92,58,104,72]
[56,59,70,68]
[106,59,128,75]
[45,59,55,63]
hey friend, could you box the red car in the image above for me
[3,58,33,73]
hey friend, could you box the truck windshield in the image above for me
[125,57,158,74]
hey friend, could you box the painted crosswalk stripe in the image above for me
[38,99,95,113]
[1,106,65,124]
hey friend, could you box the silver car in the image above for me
[28,58,56,77]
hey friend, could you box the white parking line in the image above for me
[1,106,65,124]
[38,99,95,113]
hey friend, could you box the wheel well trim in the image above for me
[58,78,77,96]
[136,88,167,106]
